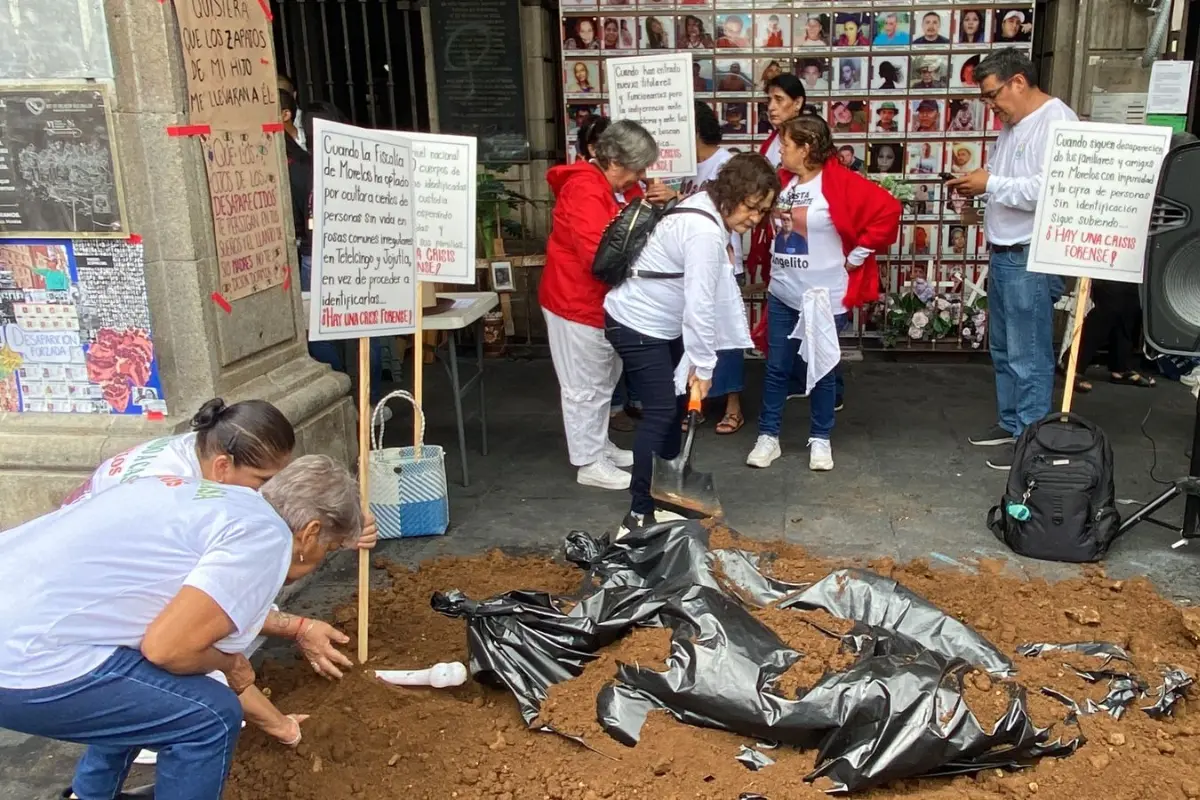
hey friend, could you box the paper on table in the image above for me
[450,298,475,309]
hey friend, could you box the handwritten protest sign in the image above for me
[202,130,287,300]
[174,0,279,128]
[1030,121,1172,284]
[308,119,416,342]
[605,54,696,179]
[397,132,477,285]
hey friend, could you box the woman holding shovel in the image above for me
[603,153,780,535]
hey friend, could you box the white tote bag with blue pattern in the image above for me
[369,390,449,538]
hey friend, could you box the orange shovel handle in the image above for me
[687,381,703,413]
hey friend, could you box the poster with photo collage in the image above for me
[560,0,1034,313]
[0,239,166,415]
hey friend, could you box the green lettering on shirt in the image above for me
[119,437,174,484]
[194,480,228,500]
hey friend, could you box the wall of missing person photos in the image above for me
[560,0,1035,347]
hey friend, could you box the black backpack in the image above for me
[987,413,1122,563]
[591,198,721,287]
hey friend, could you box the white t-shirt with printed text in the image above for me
[768,174,852,310]
[66,433,201,505]
[0,477,292,690]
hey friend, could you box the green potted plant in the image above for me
[477,165,534,258]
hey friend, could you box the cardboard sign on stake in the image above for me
[309,119,420,661]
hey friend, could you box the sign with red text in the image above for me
[605,54,696,179]
[202,130,287,300]
[393,132,476,285]
[1030,120,1172,284]
[308,119,417,342]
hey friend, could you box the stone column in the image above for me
[0,0,355,528]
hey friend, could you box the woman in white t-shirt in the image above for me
[63,397,297,505]
[746,115,900,472]
[63,398,379,729]
[0,456,362,800]
[604,153,780,533]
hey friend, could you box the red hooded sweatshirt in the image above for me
[540,160,643,329]
[751,157,901,352]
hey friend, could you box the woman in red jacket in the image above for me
[541,120,659,491]
[746,115,899,472]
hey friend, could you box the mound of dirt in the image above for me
[223,533,1200,800]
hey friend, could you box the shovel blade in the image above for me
[650,454,723,519]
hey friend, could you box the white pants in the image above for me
[544,308,623,466]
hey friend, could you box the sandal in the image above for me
[1111,371,1156,388]
[1056,364,1092,393]
[682,413,706,432]
[715,412,745,435]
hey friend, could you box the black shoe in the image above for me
[986,443,1015,471]
[834,397,845,412]
[969,424,1016,447]
[617,511,655,539]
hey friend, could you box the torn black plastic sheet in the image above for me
[1017,642,1192,720]
[433,521,1079,793]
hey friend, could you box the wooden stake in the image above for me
[356,337,371,664]
[1060,277,1091,416]
[413,293,425,458]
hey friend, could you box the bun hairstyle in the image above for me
[190,398,296,469]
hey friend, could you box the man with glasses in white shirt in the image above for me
[947,48,1076,471]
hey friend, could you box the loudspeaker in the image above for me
[1145,141,1200,357]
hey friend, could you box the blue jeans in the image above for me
[759,294,848,440]
[605,315,684,515]
[0,647,243,800]
[300,253,313,292]
[790,359,845,403]
[988,248,1056,435]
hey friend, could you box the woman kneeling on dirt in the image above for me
[604,152,780,535]
[0,455,363,800]
[64,397,377,670]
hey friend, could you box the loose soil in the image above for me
[224,530,1200,800]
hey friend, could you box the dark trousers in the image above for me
[605,314,685,516]
[1078,280,1142,375]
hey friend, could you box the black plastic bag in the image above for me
[433,520,1081,793]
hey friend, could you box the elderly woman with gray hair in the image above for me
[0,454,362,800]
[540,118,660,491]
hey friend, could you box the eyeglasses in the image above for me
[979,77,1014,104]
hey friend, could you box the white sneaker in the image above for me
[134,749,157,765]
[746,435,781,468]
[809,438,834,471]
[605,440,634,468]
[577,458,631,490]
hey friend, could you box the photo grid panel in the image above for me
[560,1,1035,344]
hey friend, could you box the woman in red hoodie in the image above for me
[745,115,899,472]
[541,119,659,491]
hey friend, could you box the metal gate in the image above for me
[270,0,430,131]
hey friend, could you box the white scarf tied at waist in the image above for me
[673,267,754,395]
[787,287,842,395]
